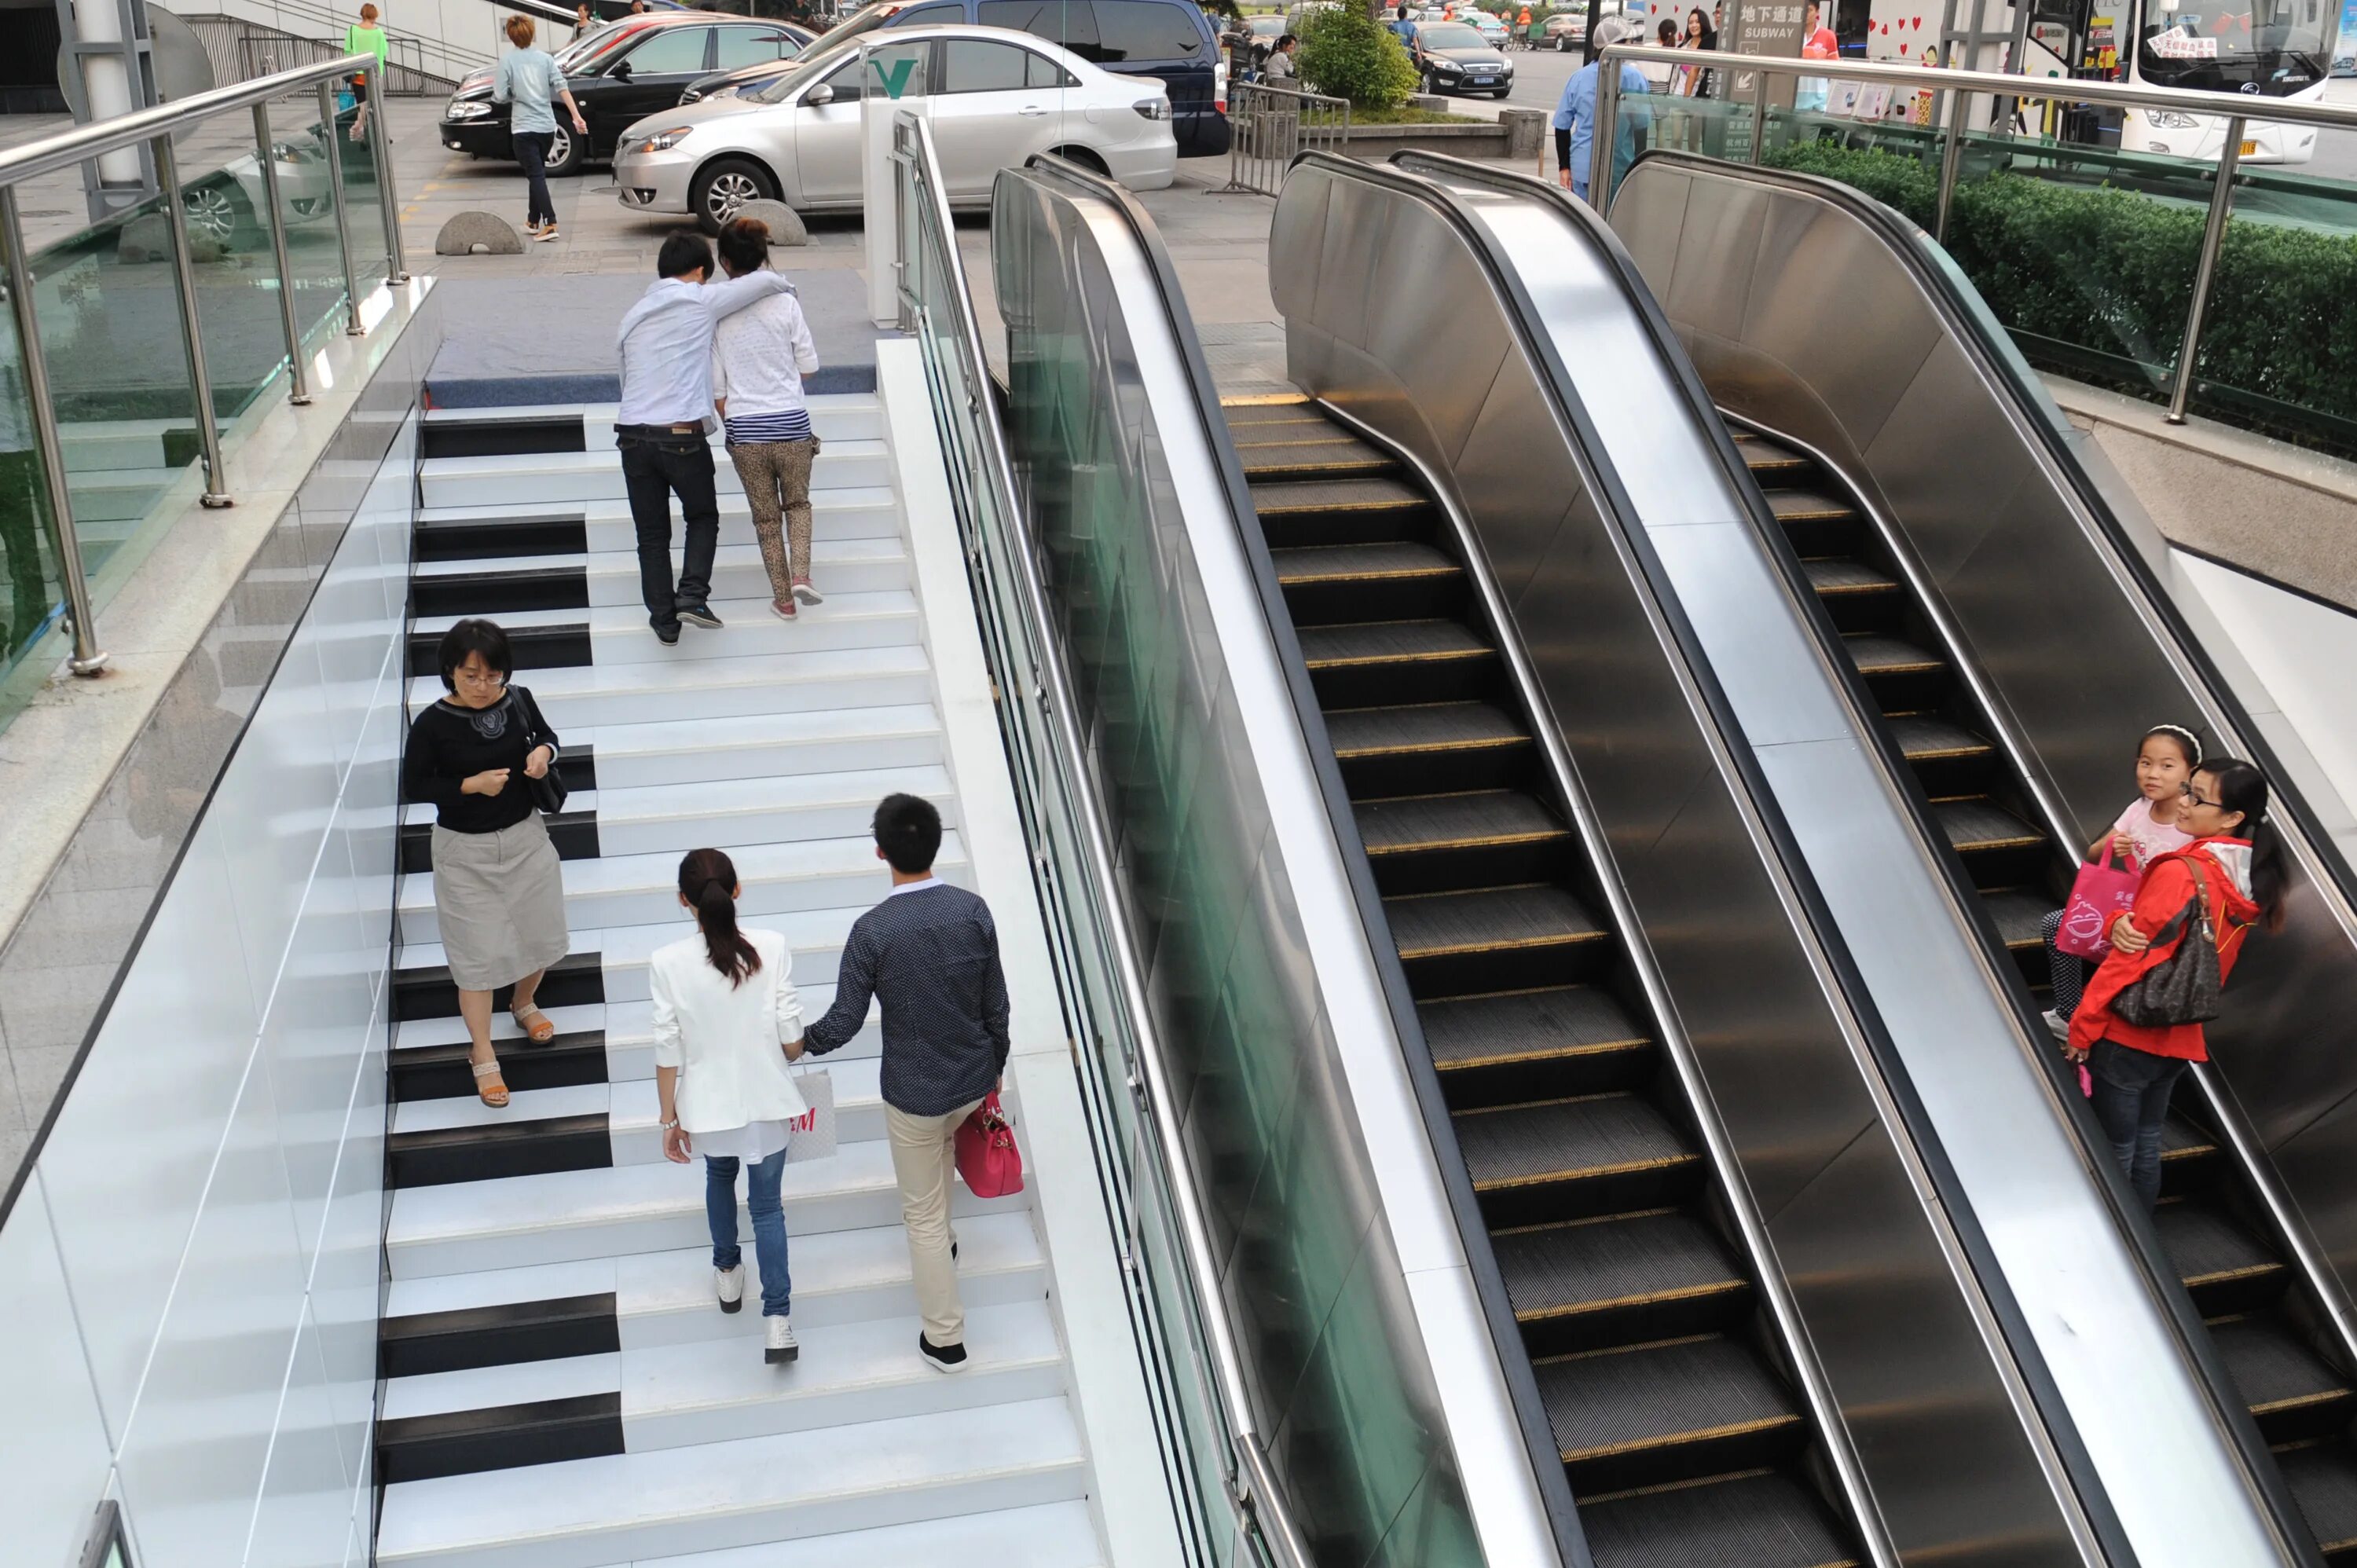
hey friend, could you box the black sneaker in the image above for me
[652,621,680,646]
[918,1333,969,1374]
[676,603,724,630]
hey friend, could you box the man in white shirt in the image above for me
[711,218,823,621]
[614,232,797,644]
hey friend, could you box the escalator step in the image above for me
[1274,540,1464,621]
[1496,1211,1745,1324]
[1234,435,1395,480]
[2153,1200,2283,1291]
[2163,1115,2218,1163]
[1768,489,1857,523]
[1578,1469,1857,1568]
[1326,701,1528,760]
[1536,1334,1805,1478]
[1248,475,1428,517]
[1843,635,1943,677]
[1389,883,1604,962]
[1889,714,1994,763]
[2212,1314,2355,1432]
[1420,986,1650,1069]
[1456,1093,1696,1194]
[1800,559,1897,597]
[1736,437,1816,481]
[1356,790,1567,855]
[1219,393,1314,418]
[2277,1438,2357,1557]
[1933,799,2047,855]
[1978,888,2052,951]
[1271,540,1458,588]
[1297,618,1492,670]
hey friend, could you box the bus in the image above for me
[2106,0,2333,163]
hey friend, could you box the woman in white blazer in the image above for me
[653,848,810,1365]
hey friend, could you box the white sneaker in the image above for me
[716,1264,746,1314]
[2043,1009,2069,1042]
[791,579,824,606]
[765,1315,800,1365]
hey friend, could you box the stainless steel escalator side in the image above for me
[1270,147,2294,1568]
[1610,138,2357,1476]
[988,155,1569,1568]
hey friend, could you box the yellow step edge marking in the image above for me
[1472,1151,1699,1192]
[1516,1280,1748,1322]
[1306,647,1490,669]
[2181,1262,2285,1287]
[1435,1036,1649,1071]
[1398,928,1607,959]
[1560,1413,1804,1464]
[1333,735,1528,759]
[1221,391,1310,406]
[2249,1387,2354,1417]
[1364,829,1569,855]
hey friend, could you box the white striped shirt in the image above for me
[712,279,819,438]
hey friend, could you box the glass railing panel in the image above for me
[0,302,64,731]
[260,93,365,354]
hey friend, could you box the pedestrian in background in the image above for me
[492,14,588,243]
[654,847,811,1366]
[574,1,603,41]
[1555,16,1650,203]
[711,218,824,622]
[1264,32,1299,82]
[798,794,1013,1376]
[401,619,570,1109]
[345,4,387,140]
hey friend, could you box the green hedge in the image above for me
[1298,4,1420,108]
[1761,139,2357,449]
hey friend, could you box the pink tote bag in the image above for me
[2057,849,2142,961]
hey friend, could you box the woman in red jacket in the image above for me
[2066,758,2287,1207]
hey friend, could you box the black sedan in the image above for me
[438,14,803,174]
[1408,20,1514,97]
[680,25,819,104]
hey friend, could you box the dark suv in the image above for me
[438,14,804,174]
[814,0,1228,155]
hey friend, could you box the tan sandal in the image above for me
[511,1004,557,1044]
[472,1056,510,1108]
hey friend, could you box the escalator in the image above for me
[1226,397,1859,1565]
[1739,407,2357,1562]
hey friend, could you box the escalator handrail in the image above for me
[1000,152,1587,1568]
[903,126,1318,1568]
[1283,143,1945,1564]
[1570,148,2322,1566]
[1620,150,2357,1405]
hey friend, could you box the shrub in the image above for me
[1762,137,2357,449]
[1298,4,1420,109]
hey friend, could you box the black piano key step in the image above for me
[414,511,588,563]
[376,1393,624,1485]
[409,620,592,677]
[411,563,591,619]
[421,413,588,460]
[389,1110,613,1188]
[380,1292,621,1379]
[401,808,601,874]
[392,1028,610,1103]
[394,950,605,1023]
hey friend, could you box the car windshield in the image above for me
[802,1,904,53]
[1248,14,1285,32]
[2136,0,2330,94]
[1419,22,1483,46]
[753,33,872,101]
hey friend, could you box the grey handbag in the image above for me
[2110,859,2225,1028]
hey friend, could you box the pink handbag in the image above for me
[955,1092,1025,1198]
[2057,848,2142,960]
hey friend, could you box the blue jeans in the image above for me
[2088,1039,2190,1211]
[706,1150,791,1317]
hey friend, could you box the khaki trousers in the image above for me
[885,1096,983,1347]
[725,435,819,603]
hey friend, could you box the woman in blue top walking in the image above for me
[492,15,588,242]
[1553,16,1651,204]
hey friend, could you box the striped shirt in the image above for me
[724,407,813,445]
[801,882,1010,1118]
[712,280,819,440]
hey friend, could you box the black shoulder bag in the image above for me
[511,686,569,816]
[2110,859,2227,1028]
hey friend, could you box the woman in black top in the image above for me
[402,619,570,1106]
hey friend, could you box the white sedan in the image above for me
[613,24,1176,230]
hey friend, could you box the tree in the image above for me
[1298,3,1420,107]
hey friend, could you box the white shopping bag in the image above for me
[785,1068,836,1164]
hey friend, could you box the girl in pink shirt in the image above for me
[2042,724,2201,1036]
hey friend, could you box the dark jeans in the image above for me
[706,1149,792,1317]
[2088,1039,2190,1210]
[617,432,718,632]
[511,130,555,228]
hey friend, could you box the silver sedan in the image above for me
[612,24,1178,231]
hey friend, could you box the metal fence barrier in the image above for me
[1219,80,1350,196]
[1595,42,2357,426]
[0,52,408,677]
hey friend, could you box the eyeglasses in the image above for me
[452,666,506,687]
[2181,782,2222,810]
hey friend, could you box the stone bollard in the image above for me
[1409,93,1450,112]
[1501,107,1546,160]
[434,212,524,256]
[728,198,809,247]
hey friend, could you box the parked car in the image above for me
[806,0,1227,155]
[1462,9,1508,43]
[681,24,822,103]
[438,13,804,175]
[613,24,1176,229]
[1406,20,1513,94]
[1543,2,1623,48]
[180,134,334,247]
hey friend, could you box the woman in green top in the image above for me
[343,3,387,140]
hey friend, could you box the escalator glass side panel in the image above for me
[1227,393,1860,1568]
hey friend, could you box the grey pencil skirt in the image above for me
[431,810,570,991]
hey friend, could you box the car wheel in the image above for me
[1048,145,1109,176]
[544,123,585,178]
[1421,71,1436,93]
[691,157,775,235]
[181,181,255,247]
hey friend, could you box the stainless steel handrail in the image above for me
[887,108,1314,1568]
[0,52,404,680]
[1590,42,2338,423]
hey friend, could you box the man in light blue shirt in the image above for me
[1391,3,1420,48]
[490,16,587,240]
[614,232,797,643]
[1553,16,1651,204]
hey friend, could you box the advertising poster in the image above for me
[2337,0,2355,74]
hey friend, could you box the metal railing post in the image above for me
[0,189,108,674]
[1589,59,1621,207]
[316,78,366,335]
[1750,64,1769,162]
[362,64,409,284]
[148,134,232,507]
[1935,87,1970,242]
[251,101,312,406]
[2169,113,2243,425]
